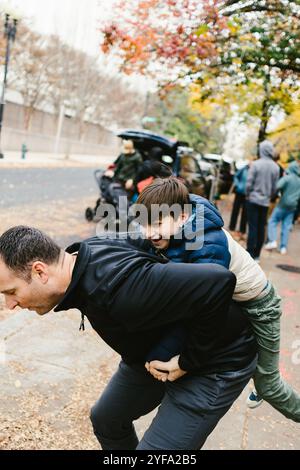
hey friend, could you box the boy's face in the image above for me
[146,213,188,250]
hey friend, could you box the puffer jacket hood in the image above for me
[184,194,224,237]
[259,140,274,160]
[166,194,231,268]
[287,160,300,176]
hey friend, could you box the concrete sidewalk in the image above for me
[0,202,300,450]
[0,150,116,169]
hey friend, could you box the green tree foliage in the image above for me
[146,87,226,153]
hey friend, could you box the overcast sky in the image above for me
[1,0,159,94]
[2,0,116,56]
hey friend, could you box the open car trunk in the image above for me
[116,129,178,167]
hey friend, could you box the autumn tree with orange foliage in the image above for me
[102,0,300,144]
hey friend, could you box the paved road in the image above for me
[0,167,100,208]
[0,167,106,248]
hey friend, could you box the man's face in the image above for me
[146,214,186,251]
[0,259,60,316]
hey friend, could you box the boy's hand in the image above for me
[145,355,187,382]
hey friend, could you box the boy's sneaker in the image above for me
[280,247,287,255]
[264,241,277,250]
[246,389,263,409]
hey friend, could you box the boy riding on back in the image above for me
[136,176,300,422]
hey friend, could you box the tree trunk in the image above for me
[24,106,34,131]
[257,73,271,154]
[79,118,85,142]
[258,97,270,142]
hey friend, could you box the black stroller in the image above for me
[85,170,128,223]
[85,161,173,223]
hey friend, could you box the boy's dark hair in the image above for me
[0,226,61,280]
[137,177,189,222]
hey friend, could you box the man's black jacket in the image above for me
[55,236,257,374]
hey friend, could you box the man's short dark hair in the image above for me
[136,177,190,223]
[0,226,61,280]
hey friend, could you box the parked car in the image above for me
[116,129,213,200]
[196,155,215,176]
[200,153,235,195]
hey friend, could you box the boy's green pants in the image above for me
[241,284,300,422]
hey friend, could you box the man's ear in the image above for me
[31,261,49,284]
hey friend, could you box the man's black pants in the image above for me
[90,357,257,450]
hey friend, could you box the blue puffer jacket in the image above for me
[146,194,231,362]
[164,194,231,268]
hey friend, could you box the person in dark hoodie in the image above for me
[246,140,280,261]
[0,225,257,450]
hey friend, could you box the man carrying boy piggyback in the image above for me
[137,177,300,422]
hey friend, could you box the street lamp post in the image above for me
[0,12,18,159]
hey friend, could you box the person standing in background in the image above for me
[265,160,300,255]
[246,140,279,262]
[229,163,249,241]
